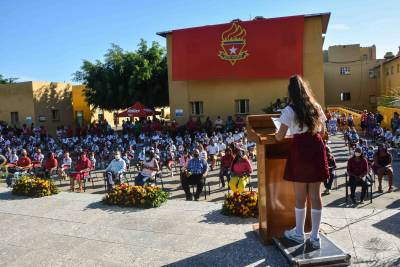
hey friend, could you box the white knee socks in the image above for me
[311,209,322,239]
[295,208,306,236]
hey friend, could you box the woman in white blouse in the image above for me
[275,75,329,249]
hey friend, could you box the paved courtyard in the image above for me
[0,133,399,266]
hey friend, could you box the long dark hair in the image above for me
[288,75,321,133]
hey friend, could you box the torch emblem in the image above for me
[219,22,249,65]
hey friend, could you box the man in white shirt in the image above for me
[105,151,126,190]
[207,141,219,170]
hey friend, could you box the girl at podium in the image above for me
[275,75,329,249]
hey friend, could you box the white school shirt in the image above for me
[279,105,326,135]
[207,144,219,155]
[199,150,208,161]
[62,157,72,166]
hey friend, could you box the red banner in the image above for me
[172,15,304,81]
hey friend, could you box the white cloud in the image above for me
[330,24,351,31]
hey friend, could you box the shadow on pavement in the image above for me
[165,231,286,267]
[85,200,145,214]
[0,190,31,201]
[199,209,257,225]
[373,211,400,238]
[386,199,400,209]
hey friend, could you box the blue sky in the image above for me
[0,0,398,82]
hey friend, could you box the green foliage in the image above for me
[0,74,18,84]
[262,101,287,114]
[12,176,59,198]
[73,40,168,110]
[103,184,168,209]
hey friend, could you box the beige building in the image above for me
[324,44,381,110]
[0,81,74,133]
[158,13,330,124]
[375,49,400,97]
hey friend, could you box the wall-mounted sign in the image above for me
[175,109,183,117]
[38,116,47,122]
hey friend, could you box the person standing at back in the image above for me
[275,75,329,249]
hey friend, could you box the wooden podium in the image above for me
[247,114,311,245]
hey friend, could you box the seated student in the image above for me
[207,140,219,170]
[42,152,58,178]
[8,149,18,164]
[197,144,208,162]
[105,151,126,190]
[32,148,45,167]
[219,147,234,188]
[358,139,368,155]
[349,128,359,149]
[384,129,393,144]
[6,149,32,186]
[374,124,384,143]
[165,148,175,175]
[366,146,375,167]
[89,152,97,170]
[121,151,130,169]
[59,152,72,178]
[135,151,159,186]
[347,147,369,204]
[179,150,191,171]
[70,152,92,192]
[229,148,253,193]
[181,149,208,201]
[323,147,337,194]
[373,145,393,193]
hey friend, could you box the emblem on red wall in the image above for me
[218,22,249,65]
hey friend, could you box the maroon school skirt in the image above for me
[284,132,329,183]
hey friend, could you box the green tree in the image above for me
[0,74,18,84]
[73,40,168,110]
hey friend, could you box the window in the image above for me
[340,67,351,75]
[397,64,400,73]
[368,69,376,78]
[10,112,19,124]
[235,99,250,114]
[190,101,203,116]
[51,109,60,121]
[391,66,394,75]
[340,92,351,101]
[386,68,389,76]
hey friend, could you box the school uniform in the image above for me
[279,105,329,183]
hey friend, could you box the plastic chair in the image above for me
[345,172,373,204]
[190,176,210,200]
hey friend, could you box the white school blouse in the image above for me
[279,105,326,135]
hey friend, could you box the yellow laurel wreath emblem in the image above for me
[219,22,249,65]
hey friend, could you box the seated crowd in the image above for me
[324,110,396,204]
[0,115,255,196]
